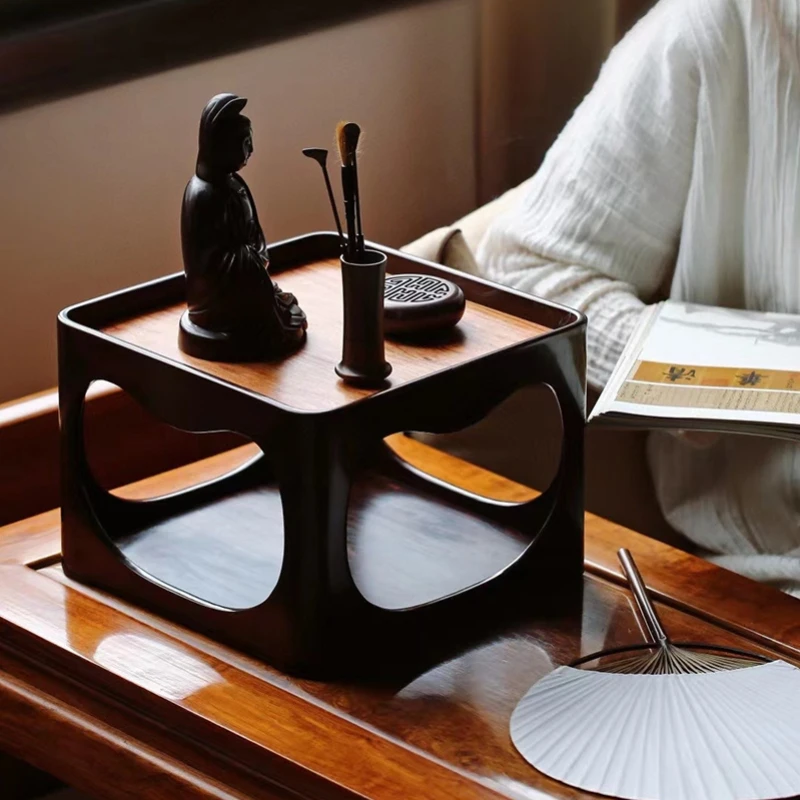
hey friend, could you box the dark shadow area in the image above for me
[0,0,436,112]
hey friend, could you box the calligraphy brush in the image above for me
[336,121,363,261]
[302,147,344,254]
[343,122,364,256]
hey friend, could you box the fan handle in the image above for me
[618,548,669,646]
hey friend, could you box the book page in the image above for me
[596,302,800,426]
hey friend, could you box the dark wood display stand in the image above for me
[58,232,586,676]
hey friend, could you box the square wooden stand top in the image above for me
[0,442,798,800]
[89,232,571,417]
[103,255,551,413]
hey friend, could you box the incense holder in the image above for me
[384,274,465,336]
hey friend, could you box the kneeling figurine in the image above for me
[179,93,306,361]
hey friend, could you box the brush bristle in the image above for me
[335,121,349,165]
[335,120,361,166]
[343,122,361,150]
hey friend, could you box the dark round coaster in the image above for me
[384,274,465,336]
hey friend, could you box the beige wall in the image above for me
[0,0,479,402]
[0,0,623,403]
[478,0,617,201]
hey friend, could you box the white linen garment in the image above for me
[478,0,800,596]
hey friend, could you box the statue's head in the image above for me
[196,93,253,178]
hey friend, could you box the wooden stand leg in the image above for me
[268,420,354,673]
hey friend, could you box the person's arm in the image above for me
[477,0,700,392]
[483,255,645,389]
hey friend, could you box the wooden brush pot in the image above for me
[336,249,392,386]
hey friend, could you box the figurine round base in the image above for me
[179,311,305,362]
[335,360,392,387]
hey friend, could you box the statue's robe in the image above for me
[181,171,283,339]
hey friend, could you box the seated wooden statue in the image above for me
[179,93,307,361]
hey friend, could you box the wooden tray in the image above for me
[57,232,587,676]
[70,232,580,410]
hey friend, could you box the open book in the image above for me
[589,301,800,439]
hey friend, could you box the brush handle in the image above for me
[352,160,365,257]
[341,165,357,261]
[321,164,344,249]
[303,148,345,254]
[618,548,669,646]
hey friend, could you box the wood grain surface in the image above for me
[0,384,239,527]
[109,437,535,613]
[111,460,530,612]
[0,439,797,799]
[102,259,550,412]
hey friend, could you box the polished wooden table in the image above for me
[0,439,798,800]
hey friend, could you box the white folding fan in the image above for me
[510,549,800,800]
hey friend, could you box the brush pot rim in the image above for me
[340,250,387,268]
